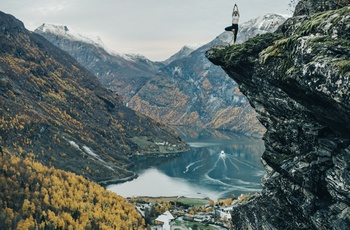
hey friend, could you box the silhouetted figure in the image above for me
[225,3,240,45]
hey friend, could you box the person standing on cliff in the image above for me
[225,3,240,45]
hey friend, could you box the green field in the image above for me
[173,220,218,230]
[177,197,211,207]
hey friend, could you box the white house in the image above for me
[216,208,232,221]
[155,211,174,230]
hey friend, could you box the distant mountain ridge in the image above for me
[128,13,288,136]
[37,23,107,49]
[35,23,163,103]
[35,13,288,136]
[162,43,203,65]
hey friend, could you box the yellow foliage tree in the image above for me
[0,153,147,229]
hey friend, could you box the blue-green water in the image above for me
[107,129,265,201]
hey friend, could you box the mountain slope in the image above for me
[0,152,146,229]
[206,2,350,229]
[0,11,187,183]
[129,14,288,136]
[34,24,163,103]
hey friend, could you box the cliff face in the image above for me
[293,0,347,16]
[206,4,350,230]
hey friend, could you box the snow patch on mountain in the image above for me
[184,43,205,50]
[239,13,290,36]
[35,23,154,63]
[114,53,148,62]
[215,13,290,45]
[35,23,107,49]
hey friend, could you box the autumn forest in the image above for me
[0,150,146,229]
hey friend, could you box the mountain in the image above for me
[206,1,350,229]
[0,11,187,184]
[236,13,289,42]
[34,23,107,49]
[162,44,202,65]
[34,24,163,103]
[128,14,288,136]
[35,14,287,137]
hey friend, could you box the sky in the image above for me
[2,0,292,61]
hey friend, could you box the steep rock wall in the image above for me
[206,5,350,230]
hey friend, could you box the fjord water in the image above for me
[107,128,265,201]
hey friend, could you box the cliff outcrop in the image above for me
[206,2,350,229]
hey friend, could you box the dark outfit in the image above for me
[225,24,239,42]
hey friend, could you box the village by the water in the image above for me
[129,193,253,230]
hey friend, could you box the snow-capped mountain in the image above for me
[35,24,163,102]
[36,23,107,49]
[197,13,289,50]
[163,43,204,65]
[237,13,290,42]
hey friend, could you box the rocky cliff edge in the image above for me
[206,4,350,230]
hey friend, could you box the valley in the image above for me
[0,11,187,184]
[34,14,289,137]
[1,0,349,229]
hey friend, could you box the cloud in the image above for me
[36,4,66,15]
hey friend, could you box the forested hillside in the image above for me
[0,150,145,230]
[0,11,187,183]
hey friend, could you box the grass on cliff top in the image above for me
[218,33,284,63]
[261,34,350,77]
[297,6,350,35]
[336,60,350,75]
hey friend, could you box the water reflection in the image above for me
[107,128,265,201]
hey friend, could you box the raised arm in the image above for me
[232,4,240,17]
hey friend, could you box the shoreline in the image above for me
[126,196,212,206]
[130,146,191,158]
[100,147,190,187]
[98,172,138,186]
